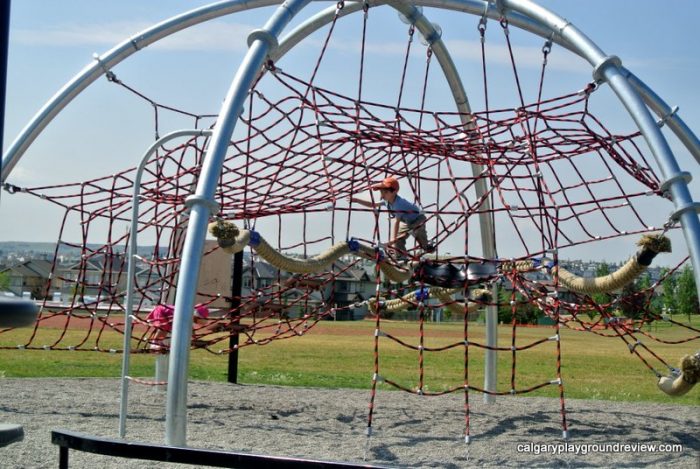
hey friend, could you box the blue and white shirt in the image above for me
[382,195,423,224]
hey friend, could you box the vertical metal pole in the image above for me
[483,288,498,403]
[166,0,312,447]
[0,0,9,191]
[228,251,243,383]
[118,130,210,438]
[386,0,499,405]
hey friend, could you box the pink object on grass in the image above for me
[146,304,209,332]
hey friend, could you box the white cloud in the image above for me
[4,165,50,186]
[11,19,668,75]
[12,21,153,47]
[442,39,591,73]
[152,22,254,52]
[293,36,591,73]
[11,20,256,52]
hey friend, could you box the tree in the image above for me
[495,284,540,325]
[636,272,661,316]
[618,280,644,320]
[591,262,612,318]
[660,268,677,316]
[0,271,9,291]
[676,265,699,321]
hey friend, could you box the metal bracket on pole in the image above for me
[184,194,220,214]
[247,29,279,49]
[670,202,700,222]
[659,171,692,196]
[494,0,507,17]
[591,55,622,83]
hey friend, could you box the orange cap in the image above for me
[371,176,399,192]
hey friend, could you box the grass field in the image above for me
[0,318,698,406]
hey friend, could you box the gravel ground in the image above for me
[0,378,697,468]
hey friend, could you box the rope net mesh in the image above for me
[1,6,697,441]
[3,67,696,366]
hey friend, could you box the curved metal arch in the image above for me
[2,2,697,447]
[498,0,700,297]
[1,0,287,183]
[623,68,700,164]
[5,0,698,184]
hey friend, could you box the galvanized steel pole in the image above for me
[118,129,211,439]
[165,0,312,446]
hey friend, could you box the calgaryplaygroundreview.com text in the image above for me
[516,442,684,456]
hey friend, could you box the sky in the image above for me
[2,0,699,267]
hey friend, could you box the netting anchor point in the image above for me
[92,52,118,82]
[628,341,641,353]
[656,105,679,127]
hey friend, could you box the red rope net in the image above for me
[1,7,696,441]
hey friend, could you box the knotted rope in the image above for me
[658,352,700,397]
[209,220,412,282]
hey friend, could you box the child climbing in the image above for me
[349,176,434,257]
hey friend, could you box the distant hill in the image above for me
[0,241,167,258]
[0,241,58,253]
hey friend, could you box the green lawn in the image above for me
[0,318,698,406]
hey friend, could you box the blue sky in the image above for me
[2,0,699,266]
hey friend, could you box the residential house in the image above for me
[0,259,54,299]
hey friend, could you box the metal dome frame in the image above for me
[3,0,699,446]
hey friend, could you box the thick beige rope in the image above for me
[499,259,537,272]
[551,234,670,294]
[507,234,672,295]
[657,352,700,397]
[208,220,412,282]
[368,288,491,315]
